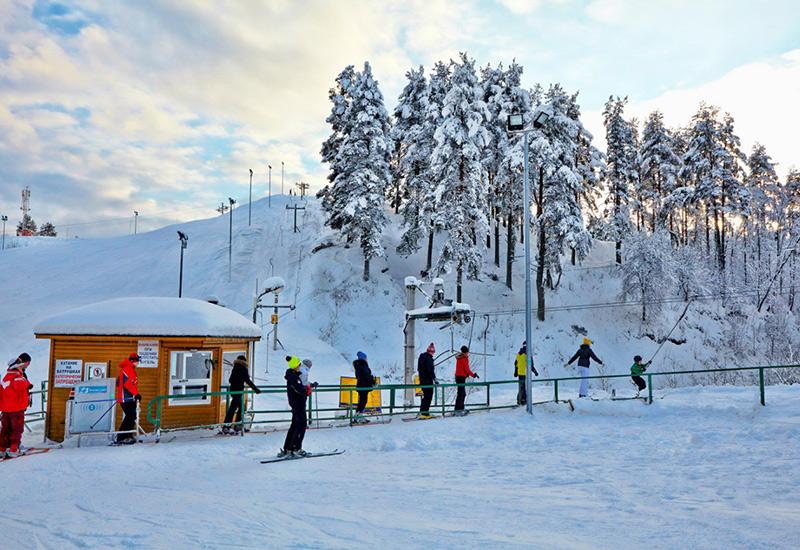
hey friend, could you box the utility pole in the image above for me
[177,231,188,297]
[228,197,236,281]
[295,181,310,198]
[216,202,229,216]
[248,168,253,226]
[281,161,284,196]
[133,210,139,235]
[1,215,7,250]
[285,204,306,233]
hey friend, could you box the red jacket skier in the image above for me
[1,352,33,458]
[115,353,141,444]
[454,346,478,415]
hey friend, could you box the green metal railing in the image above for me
[24,380,48,427]
[143,364,800,435]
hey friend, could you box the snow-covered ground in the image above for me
[2,196,798,548]
[4,386,799,549]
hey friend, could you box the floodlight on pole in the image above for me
[228,197,236,281]
[281,161,284,196]
[177,231,188,297]
[507,107,551,416]
[133,210,139,235]
[1,215,7,250]
[248,168,253,226]
[268,165,272,208]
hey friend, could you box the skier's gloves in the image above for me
[134,394,142,401]
[472,373,479,379]
[254,388,262,394]
[311,382,319,388]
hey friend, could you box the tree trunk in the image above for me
[506,214,515,290]
[426,231,434,273]
[494,220,500,266]
[363,258,370,281]
[536,167,546,322]
[571,247,576,266]
[456,266,463,303]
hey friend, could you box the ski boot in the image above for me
[277,448,290,458]
[418,413,433,420]
[293,449,309,457]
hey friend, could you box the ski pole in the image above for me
[89,400,118,430]
[314,389,319,428]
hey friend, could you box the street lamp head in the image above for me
[133,210,139,216]
[228,197,236,205]
[532,109,551,129]
[177,231,188,248]
[507,113,525,132]
[1,215,7,222]
[249,168,253,176]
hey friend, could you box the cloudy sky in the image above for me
[1,0,799,236]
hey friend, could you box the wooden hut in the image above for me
[34,297,261,442]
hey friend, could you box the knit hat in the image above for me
[302,359,313,368]
[460,345,469,353]
[237,355,247,362]
[634,355,642,362]
[286,355,301,369]
[129,353,141,362]
[8,353,31,367]
[582,338,592,346]
[356,351,367,361]
[427,342,436,354]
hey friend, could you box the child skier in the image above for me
[1,353,33,458]
[352,352,375,424]
[280,355,308,457]
[454,346,478,416]
[630,355,651,396]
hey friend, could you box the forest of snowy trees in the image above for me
[319,53,800,364]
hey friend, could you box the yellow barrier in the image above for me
[338,376,382,411]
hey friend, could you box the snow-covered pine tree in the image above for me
[411,60,451,273]
[320,65,356,227]
[528,85,595,320]
[492,62,532,289]
[619,229,677,322]
[16,214,37,236]
[38,222,57,237]
[430,52,490,301]
[640,110,682,231]
[325,62,392,281]
[601,96,636,263]
[480,62,506,267]
[393,66,433,257]
[682,104,747,271]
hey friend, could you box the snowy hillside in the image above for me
[0,195,782,393]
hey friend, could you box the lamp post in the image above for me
[177,231,188,297]
[281,161,284,196]
[268,165,272,208]
[248,168,253,226]
[133,210,139,235]
[228,197,236,281]
[507,108,550,415]
[1,215,7,250]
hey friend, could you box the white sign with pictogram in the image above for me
[85,362,108,380]
[54,359,83,388]
[137,340,159,368]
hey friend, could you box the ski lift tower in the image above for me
[403,276,471,407]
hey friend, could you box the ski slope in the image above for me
[3,386,799,549]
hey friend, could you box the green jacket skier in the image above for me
[630,355,650,393]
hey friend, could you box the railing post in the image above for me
[157,398,162,432]
[389,388,395,416]
[647,374,653,405]
[759,367,765,406]
[486,382,490,409]
[441,384,446,417]
[349,388,353,423]
[554,379,559,403]
[307,389,313,422]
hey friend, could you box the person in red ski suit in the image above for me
[115,353,141,444]
[1,353,33,458]
[454,346,478,415]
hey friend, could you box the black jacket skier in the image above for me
[417,343,437,416]
[222,355,261,432]
[282,357,308,455]
[567,343,603,368]
[353,358,375,389]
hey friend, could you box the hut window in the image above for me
[169,350,214,405]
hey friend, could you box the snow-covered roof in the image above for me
[34,297,262,339]
[406,303,471,320]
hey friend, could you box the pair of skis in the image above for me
[260,449,345,464]
[1,447,51,461]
